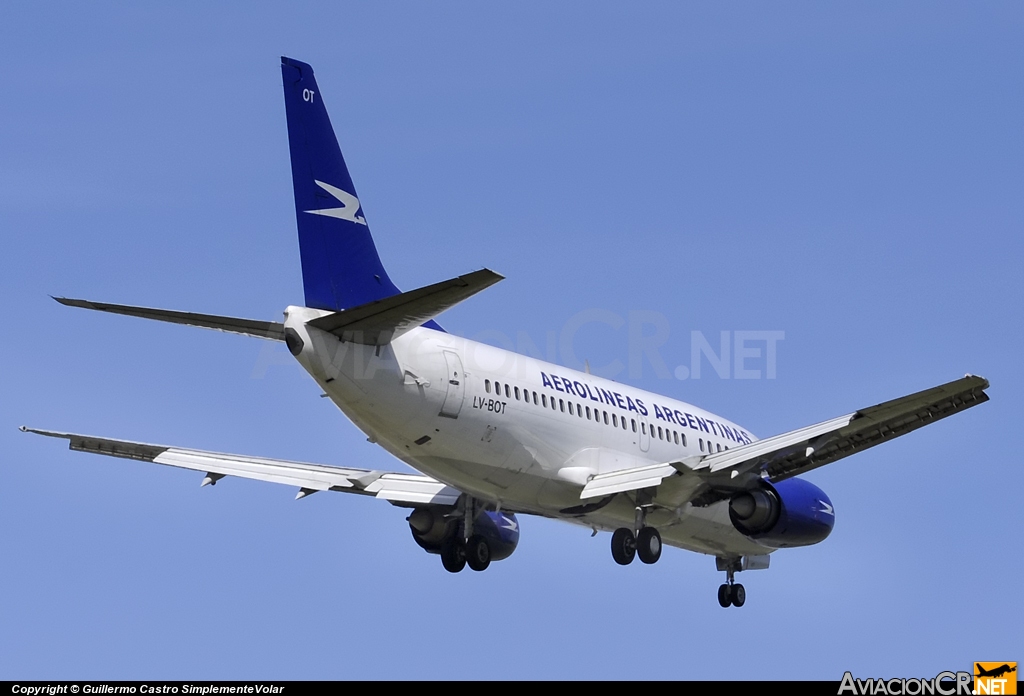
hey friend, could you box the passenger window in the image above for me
[514,386,520,401]
[494,382,501,396]
[485,379,491,393]
[717,443,722,452]
[631,419,637,433]
[504,384,510,398]
[542,394,548,408]
[658,426,663,440]
[681,433,687,446]
[568,402,574,415]
[603,411,609,425]
[586,406,591,420]
[578,404,583,418]
[612,414,618,427]
[699,439,704,452]
[559,399,565,412]
[673,431,679,445]
[642,423,647,435]
[533,391,538,405]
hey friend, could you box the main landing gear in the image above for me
[441,534,491,573]
[610,494,662,566]
[440,497,491,573]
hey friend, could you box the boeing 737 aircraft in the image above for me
[24,57,991,607]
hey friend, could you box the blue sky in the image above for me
[1,2,1021,680]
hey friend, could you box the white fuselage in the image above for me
[285,306,771,558]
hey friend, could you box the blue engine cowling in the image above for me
[473,510,520,561]
[728,477,834,548]
[408,508,520,561]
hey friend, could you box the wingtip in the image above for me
[965,373,991,390]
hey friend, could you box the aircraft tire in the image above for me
[731,583,746,607]
[636,526,662,564]
[610,527,636,565]
[718,584,732,607]
[440,538,466,573]
[465,534,491,572]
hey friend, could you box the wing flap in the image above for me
[22,427,461,506]
[306,269,503,345]
[580,462,678,500]
[365,474,462,506]
[700,414,855,474]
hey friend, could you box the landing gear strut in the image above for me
[717,561,746,608]
[610,491,661,566]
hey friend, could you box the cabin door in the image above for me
[439,350,465,418]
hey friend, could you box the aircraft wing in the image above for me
[580,375,990,502]
[21,427,461,506]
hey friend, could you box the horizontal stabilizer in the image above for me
[307,268,503,345]
[53,297,285,341]
[21,426,461,506]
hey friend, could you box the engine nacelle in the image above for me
[728,477,834,548]
[407,507,456,547]
[408,508,520,562]
[471,510,520,561]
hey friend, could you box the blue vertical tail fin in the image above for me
[281,56,400,311]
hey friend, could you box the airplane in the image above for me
[23,57,991,608]
[975,665,1016,679]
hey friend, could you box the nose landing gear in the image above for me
[716,558,750,608]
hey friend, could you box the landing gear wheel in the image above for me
[718,584,731,608]
[610,527,636,566]
[730,583,746,607]
[636,526,662,564]
[440,538,466,573]
[465,534,491,572]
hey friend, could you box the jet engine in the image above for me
[407,507,520,562]
[728,477,834,548]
